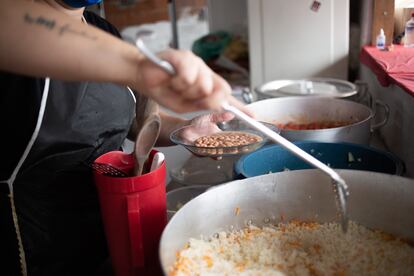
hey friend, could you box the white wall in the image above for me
[207,0,248,37]
[248,0,349,89]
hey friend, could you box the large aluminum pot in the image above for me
[246,97,389,144]
[160,170,414,274]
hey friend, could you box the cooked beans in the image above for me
[194,131,262,148]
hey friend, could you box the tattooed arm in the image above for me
[0,0,142,86]
[0,0,249,114]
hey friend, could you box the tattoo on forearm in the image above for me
[24,13,97,40]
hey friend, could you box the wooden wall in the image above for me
[371,0,395,46]
[104,0,206,31]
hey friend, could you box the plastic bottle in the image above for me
[404,13,414,48]
[376,28,386,49]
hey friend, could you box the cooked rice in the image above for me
[170,221,414,275]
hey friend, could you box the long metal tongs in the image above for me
[136,39,350,232]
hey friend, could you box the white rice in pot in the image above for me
[170,221,414,276]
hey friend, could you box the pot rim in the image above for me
[247,97,374,132]
[234,141,405,177]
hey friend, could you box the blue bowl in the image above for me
[234,142,404,178]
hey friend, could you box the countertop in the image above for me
[360,45,414,97]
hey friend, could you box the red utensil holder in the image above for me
[93,150,167,276]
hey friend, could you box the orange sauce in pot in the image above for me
[274,120,355,130]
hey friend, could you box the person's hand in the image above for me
[176,112,237,160]
[131,49,251,114]
[180,112,235,143]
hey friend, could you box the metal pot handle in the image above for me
[371,100,389,131]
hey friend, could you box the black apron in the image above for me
[1,77,135,275]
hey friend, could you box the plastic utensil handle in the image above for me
[150,152,165,172]
[127,194,144,267]
[222,102,350,231]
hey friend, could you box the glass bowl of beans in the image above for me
[170,119,280,157]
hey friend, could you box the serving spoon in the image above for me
[136,39,350,232]
[133,113,161,176]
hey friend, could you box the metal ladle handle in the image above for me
[222,102,349,231]
[136,39,175,75]
[135,39,350,232]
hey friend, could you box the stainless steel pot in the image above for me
[160,169,414,274]
[246,97,389,144]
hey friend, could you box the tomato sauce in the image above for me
[274,121,353,130]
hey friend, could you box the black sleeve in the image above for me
[83,11,122,38]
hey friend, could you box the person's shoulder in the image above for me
[83,11,121,38]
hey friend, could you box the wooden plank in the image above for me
[371,0,395,46]
[104,0,169,30]
[104,0,206,31]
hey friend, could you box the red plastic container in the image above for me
[93,150,167,276]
